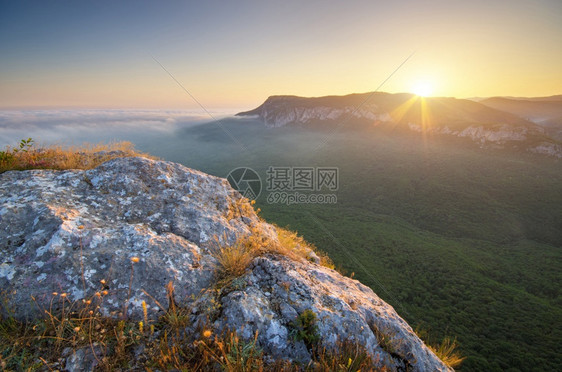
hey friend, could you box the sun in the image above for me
[411,81,434,97]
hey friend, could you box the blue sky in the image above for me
[1,0,561,109]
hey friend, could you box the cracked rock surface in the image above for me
[0,157,451,371]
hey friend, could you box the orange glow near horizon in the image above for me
[1,1,561,109]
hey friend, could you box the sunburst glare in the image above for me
[411,81,434,97]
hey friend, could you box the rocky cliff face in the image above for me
[237,95,391,128]
[238,93,562,158]
[407,123,562,158]
[0,157,451,371]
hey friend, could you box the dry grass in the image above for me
[275,226,335,269]
[196,331,265,371]
[226,196,258,221]
[312,340,386,372]
[0,291,143,371]
[0,291,387,371]
[0,138,155,173]
[212,238,256,281]
[211,224,335,284]
[427,337,465,369]
[415,327,465,369]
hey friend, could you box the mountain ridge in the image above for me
[237,92,562,158]
[479,96,562,141]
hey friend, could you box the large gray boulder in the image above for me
[0,157,256,320]
[0,157,451,371]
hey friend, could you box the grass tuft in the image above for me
[212,237,257,281]
[275,226,335,269]
[427,337,465,369]
[0,138,155,173]
[211,223,336,286]
[416,327,465,369]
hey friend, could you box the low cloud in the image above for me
[0,109,233,147]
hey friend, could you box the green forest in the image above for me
[141,118,562,371]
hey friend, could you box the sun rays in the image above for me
[387,95,435,147]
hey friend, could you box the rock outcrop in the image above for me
[0,157,451,371]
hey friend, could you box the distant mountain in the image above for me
[495,95,562,102]
[480,97,562,141]
[237,93,405,128]
[469,95,562,102]
[237,92,562,158]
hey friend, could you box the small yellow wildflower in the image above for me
[142,300,148,323]
[131,256,140,263]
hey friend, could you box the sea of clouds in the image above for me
[0,109,235,148]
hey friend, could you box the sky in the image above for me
[1,0,561,110]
